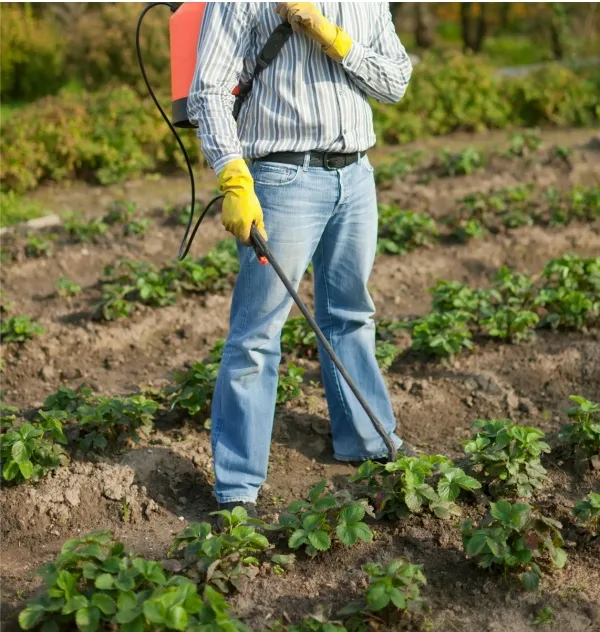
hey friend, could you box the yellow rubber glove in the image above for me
[218,158,267,246]
[275,2,352,62]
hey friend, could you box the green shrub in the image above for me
[0,191,46,228]
[0,5,66,102]
[0,315,44,343]
[573,493,600,535]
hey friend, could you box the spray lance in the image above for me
[136,2,398,462]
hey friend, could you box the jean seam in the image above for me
[317,239,352,428]
[211,247,253,456]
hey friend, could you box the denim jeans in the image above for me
[210,153,402,504]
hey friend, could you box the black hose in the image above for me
[135,2,202,260]
[250,225,398,462]
[136,4,398,462]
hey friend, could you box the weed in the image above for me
[573,493,600,535]
[170,507,269,593]
[56,277,82,299]
[349,455,480,520]
[377,206,439,255]
[277,363,305,405]
[462,419,550,498]
[1,411,68,483]
[269,479,373,557]
[558,395,600,469]
[533,605,554,626]
[0,315,44,343]
[462,499,567,590]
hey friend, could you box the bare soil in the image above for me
[1,129,599,632]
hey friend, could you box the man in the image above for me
[187,2,413,516]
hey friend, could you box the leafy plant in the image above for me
[377,206,439,255]
[25,236,53,258]
[505,130,543,158]
[104,200,137,225]
[533,605,554,626]
[281,317,317,357]
[74,395,158,452]
[1,411,68,483]
[340,558,427,624]
[124,218,152,236]
[277,363,305,405]
[167,361,219,420]
[374,151,422,186]
[462,500,567,590]
[573,493,600,535]
[0,315,44,343]
[450,218,486,243]
[170,507,269,593]
[56,277,82,299]
[462,419,550,498]
[349,455,480,520]
[64,215,109,243]
[18,530,250,632]
[44,385,95,414]
[407,311,474,359]
[558,395,600,468]
[439,146,485,176]
[269,479,373,557]
[375,340,399,371]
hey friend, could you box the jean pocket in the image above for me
[358,154,375,173]
[250,161,301,187]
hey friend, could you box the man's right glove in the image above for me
[218,158,267,246]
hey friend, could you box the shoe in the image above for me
[212,501,258,531]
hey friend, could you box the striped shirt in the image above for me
[187,2,412,175]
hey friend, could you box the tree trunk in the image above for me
[473,2,487,53]
[460,3,475,52]
[414,3,434,48]
[461,3,487,53]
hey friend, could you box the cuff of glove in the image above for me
[214,154,245,179]
[322,26,353,62]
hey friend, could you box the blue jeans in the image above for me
[210,153,402,504]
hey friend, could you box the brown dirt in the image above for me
[1,129,600,632]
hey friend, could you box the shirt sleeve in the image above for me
[341,4,412,104]
[186,3,254,175]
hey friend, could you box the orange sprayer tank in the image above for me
[170,2,206,128]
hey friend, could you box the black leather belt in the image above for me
[254,150,365,170]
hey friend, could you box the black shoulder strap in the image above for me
[233,21,293,120]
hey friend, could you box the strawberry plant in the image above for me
[349,455,480,520]
[558,395,600,469]
[170,507,269,592]
[340,558,427,625]
[429,280,488,316]
[377,206,439,255]
[0,315,44,343]
[547,186,599,226]
[462,419,550,498]
[44,385,95,414]
[374,151,422,186]
[104,200,137,225]
[167,361,219,420]
[281,317,317,357]
[455,185,535,231]
[74,395,159,452]
[375,340,399,371]
[277,363,305,405]
[18,529,250,632]
[573,493,600,535]
[56,277,82,299]
[505,130,543,158]
[407,311,474,359]
[64,215,109,243]
[450,218,486,243]
[1,410,68,483]
[124,218,152,236]
[439,146,485,176]
[25,235,53,258]
[462,499,567,590]
[269,479,373,557]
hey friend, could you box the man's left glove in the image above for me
[275,2,352,62]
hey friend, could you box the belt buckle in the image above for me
[323,152,344,170]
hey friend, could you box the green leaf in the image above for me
[18,606,45,630]
[288,529,307,549]
[404,488,421,512]
[56,571,77,596]
[523,570,539,591]
[466,532,488,556]
[231,506,248,524]
[91,593,116,615]
[551,547,567,569]
[336,523,356,547]
[11,440,28,464]
[302,513,324,532]
[367,583,390,611]
[94,573,114,590]
[18,459,34,480]
[354,522,373,543]
[339,504,365,524]
[165,605,188,631]
[120,617,145,632]
[63,595,89,614]
[389,587,407,610]
[307,530,331,551]
[41,621,60,632]
[75,606,101,632]
[143,601,165,624]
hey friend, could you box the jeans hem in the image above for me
[216,496,257,505]
[333,437,402,462]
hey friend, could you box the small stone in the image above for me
[262,483,271,492]
[591,455,600,470]
[40,365,55,382]
[161,559,183,573]
[474,371,503,395]
[518,397,537,414]
[178,516,185,521]
[178,497,187,505]
[463,396,474,408]
[64,488,80,507]
[505,391,519,411]
[464,378,478,391]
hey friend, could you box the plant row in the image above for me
[16,396,600,631]
[3,52,599,193]
[375,129,575,185]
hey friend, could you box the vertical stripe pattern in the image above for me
[187,2,413,174]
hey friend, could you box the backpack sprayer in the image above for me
[136,2,397,462]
